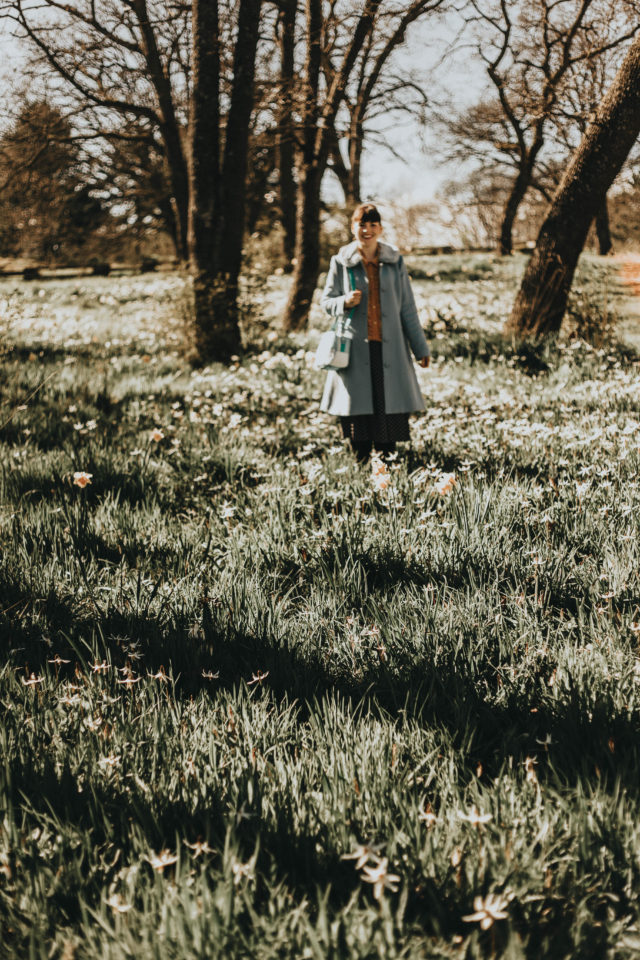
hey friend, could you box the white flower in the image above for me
[463,893,511,929]
[73,471,93,488]
[341,843,381,870]
[106,893,133,913]
[435,472,456,495]
[148,849,178,871]
[360,858,400,900]
[458,806,492,826]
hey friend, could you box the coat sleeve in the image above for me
[320,256,349,318]
[398,256,430,359]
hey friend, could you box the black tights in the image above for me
[350,440,396,463]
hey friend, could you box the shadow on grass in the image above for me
[3,581,640,798]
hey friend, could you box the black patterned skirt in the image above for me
[340,340,410,444]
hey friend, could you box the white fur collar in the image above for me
[335,240,401,267]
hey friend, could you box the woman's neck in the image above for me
[358,240,379,262]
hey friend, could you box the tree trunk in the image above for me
[283,0,322,331]
[277,0,297,269]
[189,0,261,362]
[498,163,534,256]
[218,0,262,284]
[284,162,323,330]
[328,127,350,203]
[283,0,382,330]
[507,36,640,339]
[189,0,226,359]
[347,123,363,207]
[595,195,612,255]
[132,0,190,261]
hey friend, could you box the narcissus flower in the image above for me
[148,849,178,871]
[106,893,133,913]
[248,670,269,686]
[186,839,216,858]
[463,893,511,929]
[435,472,456,495]
[361,857,400,900]
[458,806,492,826]
[150,428,165,442]
[22,673,43,686]
[341,843,382,870]
[73,471,93,488]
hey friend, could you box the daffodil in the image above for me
[463,893,511,930]
[106,893,133,913]
[458,806,492,826]
[73,471,93,488]
[361,858,401,900]
[148,849,178,871]
[435,472,456,495]
[341,843,381,870]
[248,670,269,686]
[21,673,43,686]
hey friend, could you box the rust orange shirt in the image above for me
[363,253,382,342]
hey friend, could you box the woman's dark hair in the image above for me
[351,202,381,226]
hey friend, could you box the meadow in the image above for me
[1,253,640,958]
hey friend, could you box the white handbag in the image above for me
[315,265,356,371]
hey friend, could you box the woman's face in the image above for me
[352,218,382,245]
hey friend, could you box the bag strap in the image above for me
[343,264,356,327]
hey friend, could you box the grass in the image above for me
[1,254,640,958]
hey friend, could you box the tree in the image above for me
[274,0,298,267]
[325,1,442,206]
[506,33,640,338]
[0,99,105,260]
[447,0,638,255]
[4,0,192,258]
[189,0,262,361]
[283,0,446,330]
[5,0,266,361]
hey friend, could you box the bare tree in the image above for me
[189,0,262,361]
[507,32,640,338]
[283,0,448,330]
[0,99,105,259]
[4,0,267,360]
[3,0,192,258]
[450,0,639,255]
[325,0,444,206]
[283,0,383,330]
[274,0,298,267]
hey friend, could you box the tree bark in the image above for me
[189,0,220,271]
[285,162,323,330]
[219,0,262,285]
[283,0,322,331]
[347,119,363,207]
[595,195,613,255]
[328,130,351,202]
[507,36,640,339]
[498,167,532,256]
[189,0,261,362]
[276,0,297,269]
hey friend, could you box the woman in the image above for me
[319,202,430,461]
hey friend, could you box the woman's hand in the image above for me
[345,289,362,308]
[418,356,430,368]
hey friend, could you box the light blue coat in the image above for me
[319,240,430,417]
